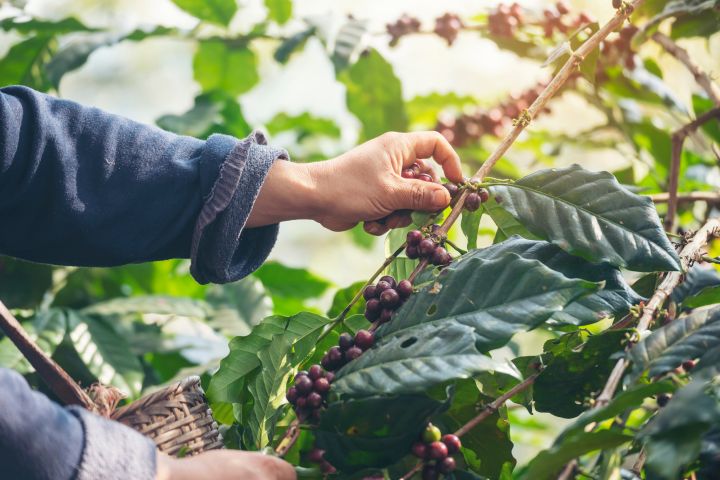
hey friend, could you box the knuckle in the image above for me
[411,183,426,208]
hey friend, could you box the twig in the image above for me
[275,419,300,457]
[0,302,96,410]
[631,448,646,476]
[595,217,720,408]
[665,108,720,231]
[399,374,539,480]
[652,32,720,107]
[650,192,720,204]
[557,460,578,480]
[404,0,647,285]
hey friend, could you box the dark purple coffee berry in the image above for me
[397,279,413,298]
[307,392,323,408]
[328,346,343,365]
[657,393,671,407]
[310,409,322,421]
[296,396,308,409]
[407,230,423,246]
[325,371,335,383]
[380,289,400,308]
[308,364,324,380]
[379,275,396,288]
[418,173,433,182]
[295,375,313,394]
[376,280,392,293]
[682,359,696,372]
[401,168,416,179]
[295,371,308,381]
[345,346,363,361]
[308,447,325,463]
[444,182,459,197]
[478,188,489,203]
[314,377,331,394]
[338,333,354,351]
[465,192,481,211]
[366,298,381,313]
[612,0,622,8]
[431,224,441,233]
[429,441,449,459]
[406,245,419,259]
[412,441,428,459]
[441,434,462,454]
[321,354,332,370]
[418,239,436,257]
[380,309,394,323]
[421,464,439,480]
[438,456,457,474]
[286,387,298,404]
[321,461,337,474]
[363,285,378,300]
[354,330,375,350]
[364,308,380,322]
[432,246,449,266]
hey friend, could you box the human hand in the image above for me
[156,450,296,480]
[247,131,463,235]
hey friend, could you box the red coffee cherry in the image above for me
[354,330,375,350]
[441,434,462,454]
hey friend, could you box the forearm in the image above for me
[0,368,156,480]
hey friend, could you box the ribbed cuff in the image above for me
[68,407,157,480]
[190,131,288,284]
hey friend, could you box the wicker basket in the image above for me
[112,376,224,456]
[0,302,224,457]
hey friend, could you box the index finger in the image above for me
[405,131,464,183]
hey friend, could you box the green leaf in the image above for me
[0,257,53,308]
[439,381,516,479]
[682,285,720,309]
[327,281,365,318]
[265,112,340,141]
[264,0,292,25]
[488,165,681,272]
[523,430,633,480]
[339,49,408,141]
[560,381,676,442]
[0,309,66,373]
[460,209,483,250]
[481,196,539,243]
[0,36,52,89]
[377,252,599,351]
[534,330,630,418]
[316,394,448,473]
[332,322,521,398]
[0,16,94,34]
[693,94,720,143]
[157,93,251,139]
[638,379,720,480]
[405,93,478,127]
[67,311,144,397]
[629,305,720,378]
[254,262,331,301]
[208,312,330,403]
[194,41,258,96]
[246,334,293,449]
[171,0,237,26]
[671,265,720,305]
[206,276,273,337]
[82,295,212,319]
[671,9,720,38]
[463,236,643,326]
[274,27,315,64]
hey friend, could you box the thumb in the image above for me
[394,180,451,211]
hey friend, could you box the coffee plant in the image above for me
[1,0,720,479]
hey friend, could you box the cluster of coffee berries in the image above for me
[539,2,593,38]
[405,228,452,266]
[386,14,421,46]
[411,424,462,479]
[321,329,375,371]
[434,82,544,147]
[444,182,490,212]
[402,162,436,183]
[599,25,639,71]
[286,365,332,422]
[434,13,464,46]
[363,275,413,324]
[488,2,525,37]
[307,447,336,475]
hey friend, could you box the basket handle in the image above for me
[0,301,95,410]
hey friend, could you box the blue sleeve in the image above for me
[0,368,156,480]
[0,85,288,284]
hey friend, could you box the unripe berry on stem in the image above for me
[422,424,442,443]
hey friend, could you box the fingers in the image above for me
[394,180,451,212]
[404,131,463,183]
[364,221,390,236]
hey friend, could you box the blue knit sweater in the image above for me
[0,86,287,479]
